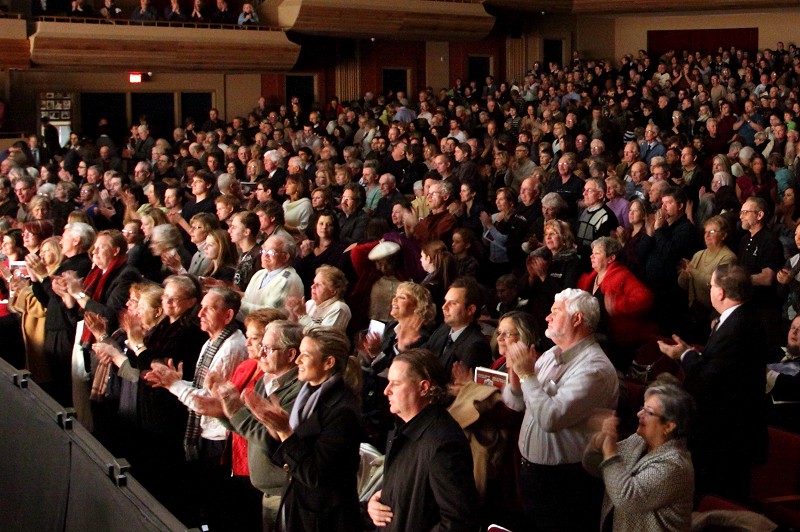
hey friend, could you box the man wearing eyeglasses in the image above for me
[738,196,784,345]
[240,234,303,319]
[207,320,304,532]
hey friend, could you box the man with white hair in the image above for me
[132,124,155,164]
[263,149,287,189]
[239,234,303,318]
[503,288,618,532]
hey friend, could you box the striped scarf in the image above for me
[183,323,237,461]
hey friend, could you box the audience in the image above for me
[9,38,800,531]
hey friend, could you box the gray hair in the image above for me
[265,319,304,350]
[217,173,235,192]
[739,146,755,164]
[438,180,453,198]
[66,222,97,251]
[151,223,182,250]
[268,233,297,259]
[264,149,284,167]
[541,192,568,211]
[591,236,622,258]
[207,286,242,316]
[713,171,733,188]
[554,288,600,333]
[644,382,695,440]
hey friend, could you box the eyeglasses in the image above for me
[639,406,665,419]
[162,295,187,304]
[259,345,283,356]
[121,229,136,235]
[739,209,760,215]
[704,229,721,235]
[261,248,280,256]
[496,331,520,340]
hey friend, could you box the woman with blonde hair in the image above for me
[9,236,62,385]
[202,229,238,283]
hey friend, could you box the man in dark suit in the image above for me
[424,277,492,374]
[659,264,768,503]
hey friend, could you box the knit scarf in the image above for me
[79,255,127,345]
[289,373,341,431]
[184,322,237,461]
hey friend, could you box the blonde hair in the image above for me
[303,326,361,397]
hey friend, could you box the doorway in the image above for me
[543,39,564,69]
[286,75,315,115]
[382,68,409,99]
[467,56,491,91]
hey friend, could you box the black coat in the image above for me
[424,322,492,374]
[269,378,362,532]
[380,404,479,532]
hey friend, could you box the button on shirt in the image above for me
[502,335,618,465]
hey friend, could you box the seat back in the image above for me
[751,426,800,500]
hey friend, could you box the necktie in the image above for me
[444,334,454,354]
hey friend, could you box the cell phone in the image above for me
[240,182,257,195]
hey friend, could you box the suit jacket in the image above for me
[682,303,768,465]
[269,378,362,532]
[379,404,479,531]
[425,322,492,374]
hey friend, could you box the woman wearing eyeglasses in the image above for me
[677,215,736,342]
[583,380,695,532]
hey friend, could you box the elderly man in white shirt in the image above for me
[503,288,618,532]
[240,234,304,319]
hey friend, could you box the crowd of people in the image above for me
[3,38,800,531]
[31,0,262,27]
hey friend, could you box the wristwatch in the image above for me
[77,291,88,300]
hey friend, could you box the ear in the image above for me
[663,420,677,437]
[322,355,336,372]
[573,311,584,328]
[418,379,431,397]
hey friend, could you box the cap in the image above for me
[368,241,401,261]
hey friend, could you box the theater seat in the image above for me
[750,426,800,530]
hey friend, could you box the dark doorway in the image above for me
[382,68,408,99]
[286,75,315,115]
[80,93,127,149]
[181,92,212,132]
[543,39,564,69]
[131,93,174,141]
[467,56,491,90]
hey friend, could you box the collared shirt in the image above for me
[502,335,618,465]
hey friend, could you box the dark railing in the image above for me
[34,14,282,32]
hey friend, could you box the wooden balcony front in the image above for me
[29,19,300,72]
[0,16,31,70]
[259,0,495,41]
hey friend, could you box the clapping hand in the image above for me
[244,389,291,440]
[84,311,108,340]
[146,359,183,388]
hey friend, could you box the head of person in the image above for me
[740,196,768,233]
[228,210,259,246]
[442,276,483,329]
[198,287,240,337]
[582,177,606,208]
[661,187,687,224]
[285,173,308,201]
[1,229,24,260]
[385,348,449,423]
[189,212,220,246]
[451,227,481,259]
[149,223,182,257]
[638,379,695,451]
[140,208,169,239]
[297,326,360,394]
[162,274,202,322]
[243,308,289,361]
[340,183,363,216]
[543,219,575,253]
[261,234,296,271]
[541,192,567,221]
[310,265,347,305]
[39,236,63,273]
[546,288,600,346]
[390,282,436,325]
[257,319,302,375]
[255,200,285,233]
[136,283,166,330]
[495,187,516,213]
[710,263,752,310]
[495,310,538,359]
[22,220,55,252]
[204,229,237,265]
[61,222,96,257]
[703,215,729,251]
[92,230,127,271]
[589,237,622,274]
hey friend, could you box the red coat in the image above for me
[578,261,655,347]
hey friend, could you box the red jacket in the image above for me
[578,261,655,347]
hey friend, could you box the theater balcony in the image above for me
[0,16,31,70]
[486,0,796,13]
[28,18,301,72]
[257,0,495,41]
